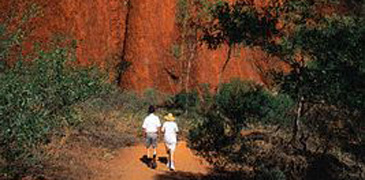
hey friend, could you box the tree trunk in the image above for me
[185,42,197,91]
[217,44,232,93]
[292,96,304,142]
[185,50,192,93]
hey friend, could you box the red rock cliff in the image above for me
[1,0,270,94]
[1,0,128,70]
[121,0,268,94]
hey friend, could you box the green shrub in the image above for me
[143,88,173,107]
[256,167,286,180]
[0,23,12,72]
[171,90,200,112]
[188,110,231,163]
[0,42,106,171]
[189,80,294,169]
[216,80,293,127]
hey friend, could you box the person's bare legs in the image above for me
[146,134,157,159]
[164,144,168,160]
[164,143,171,168]
[170,150,175,170]
[146,148,150,158]
[153,147,157,160]
[170,151,174,163]
[167,149,171,169]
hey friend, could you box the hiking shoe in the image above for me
[169,162,175,171]
[151,161,157,169]
[151,156,157,169]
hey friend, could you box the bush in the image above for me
[0,42,107,173]
[143,88,173,107]
[189,80,294,169]
[216,80,293,127]
[0,23,13,72]
[170,90,200,112]
[256,167,286,180]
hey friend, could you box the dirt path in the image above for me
[95,142,210,180]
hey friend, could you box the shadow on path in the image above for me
[140,155,169,168]
[153,171,206,180]
[153,170,251,180]
[139,155,151,168]
[158,156,168,165]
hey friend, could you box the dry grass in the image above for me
[14,90,151,180]
[35,89,198,180]
[1,89,206,180]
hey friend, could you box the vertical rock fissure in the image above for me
[117,0,131,86]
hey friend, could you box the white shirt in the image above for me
[162,121,179,143]
[142,113,161,133]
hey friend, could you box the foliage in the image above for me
[169,90,200,112]
[216,80,293,126]
[170,43,182,59]
[192,0,365,179]
[0,3,39,70]
[256,167,286,180]
[0,40,107,173]
[176,0,189,26]
[0,24,8,69]
[275,5,365,163]
[201,0,278,49]
[173,0,214,93]
[143,88,173,107]
[189,80,294,169]
[200,0,365,146]
[279,16,365,103]
[176,0,213,33]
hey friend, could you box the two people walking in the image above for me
[142,105,179,171]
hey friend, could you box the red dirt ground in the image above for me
[94,142,210,180]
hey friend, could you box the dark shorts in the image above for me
[145,132,158,148]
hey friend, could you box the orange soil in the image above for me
[95,142,210,180]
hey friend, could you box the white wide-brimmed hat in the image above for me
[164,113,175,121]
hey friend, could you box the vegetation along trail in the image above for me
[95,142,210,180]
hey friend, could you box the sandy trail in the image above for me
[95,142,210,180]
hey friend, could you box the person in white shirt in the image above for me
[162,113,179,171]
[142,105,161,168]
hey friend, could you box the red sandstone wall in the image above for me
[121,0,179,93]
[1,0,128,69]
[195,46,265,90]
[121,0,269,94]
[1,0,275,94]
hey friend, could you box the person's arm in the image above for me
[142,118,147,137]
[161,123,165,133]
[142,128,147,137]
[175,123,179,141]
[175,123,179,133]
[158,119,162,136]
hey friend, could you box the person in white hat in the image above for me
[162,113,179,171]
